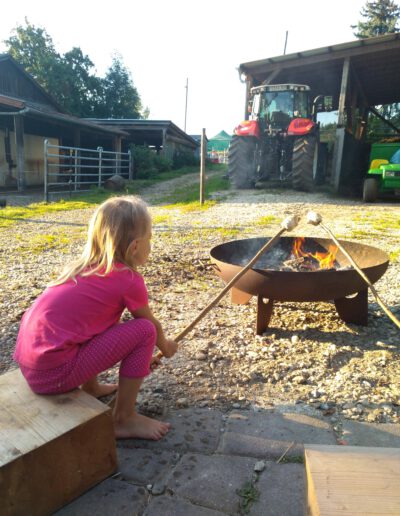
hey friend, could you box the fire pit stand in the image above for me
[210,237,389,335]
[256,289,368,335]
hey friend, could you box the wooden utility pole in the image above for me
[184,78,188,132]
[200,128,206,204]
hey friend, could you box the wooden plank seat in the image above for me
[0,368,117,516]
[305,444,400,515]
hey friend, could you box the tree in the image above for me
[103,54,143,118]
[4,21,145,119]
[4,19,63,103]
[352,0,400,38]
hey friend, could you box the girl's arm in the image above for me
[131,305,177,358]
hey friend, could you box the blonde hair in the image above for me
[50,196,151,286]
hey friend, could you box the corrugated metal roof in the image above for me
[239,33,400,108]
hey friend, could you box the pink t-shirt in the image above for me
[14,265,148,370]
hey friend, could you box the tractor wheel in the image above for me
[363,177,378,202]
[292,135,318,192]
[227,136,257,189]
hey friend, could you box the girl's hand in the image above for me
[162,339,178,358]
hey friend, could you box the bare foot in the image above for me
[81,382,118,398]
[114,412,171,440]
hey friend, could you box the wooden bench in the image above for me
[0,368,117,516]
[305,444,400,515]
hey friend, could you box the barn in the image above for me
[238,33,400,193]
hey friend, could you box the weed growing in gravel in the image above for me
[237,481,260,514]
[351,213,400,232]
[214,227,241,238]
[279,455,304,464]
[152,213,173,225]
[13,232,73,253]
[389,248,400,262]
[253,215,279,227]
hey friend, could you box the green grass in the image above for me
[12,230,80,254]
[389,248,400,262]
[237,481,260,514]
[279,455,304,464]
[253,214,279,227]
[351,213,400,231]
[0,165,228,228]
[158,171,230,206]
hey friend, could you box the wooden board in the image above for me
[0,368,117,516]
[305,444,400,515]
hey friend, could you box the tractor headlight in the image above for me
[384,170,395,177]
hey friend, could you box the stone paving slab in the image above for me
[341,420,400,447]
[117,447,179,486]
[166,452,257,514]
[54,478,148,516]
[218,410,336,459]
[249,463,306,516]
[117,408,223,454]
[143,495,227,515]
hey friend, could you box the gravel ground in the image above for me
[1,175,399,436]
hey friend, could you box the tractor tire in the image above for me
[292,135,318,192]
[228,136,257,189]
[363,177,378,202]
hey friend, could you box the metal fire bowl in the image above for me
[210,237,389,302]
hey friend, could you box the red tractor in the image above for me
[228,83,331,190]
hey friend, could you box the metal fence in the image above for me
[44,140,132,201]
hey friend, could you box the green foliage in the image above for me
[352,0,400,38]
[4,20,145,119]
[367,104,400,139]
[131,145,172,178]
[236,481,260,514]
[103,53,142,118]
[172,150,199,169]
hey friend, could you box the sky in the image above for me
[0,0,370,138]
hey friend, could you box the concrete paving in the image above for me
[55,406,400,516]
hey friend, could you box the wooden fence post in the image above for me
[200,128,206,204]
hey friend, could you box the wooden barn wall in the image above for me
[0,61,55,109]
[0,128,59,187]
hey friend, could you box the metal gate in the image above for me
[44,140,133,201]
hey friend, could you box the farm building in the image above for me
[0,54,126,191]
[86,119,198,160]
[0,54,197,193]
[238,33,400,193]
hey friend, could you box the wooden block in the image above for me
[0,369,117,516]
[305,444,400,515]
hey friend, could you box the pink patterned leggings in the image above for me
[19,318,157,395]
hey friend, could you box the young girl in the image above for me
[14,195,177,440]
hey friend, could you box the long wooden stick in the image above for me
[157,219,297,358]
[321,223,400,329]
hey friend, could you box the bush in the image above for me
[172,150,199,169]
[131,145,172,178]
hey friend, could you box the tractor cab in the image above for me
[250,84,311,133]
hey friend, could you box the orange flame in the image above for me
[292,237,338,270]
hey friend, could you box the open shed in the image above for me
[86,119,198,160]
[238,33,400,192]
[0,54,127,191]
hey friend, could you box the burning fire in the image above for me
[292,237,338,270]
